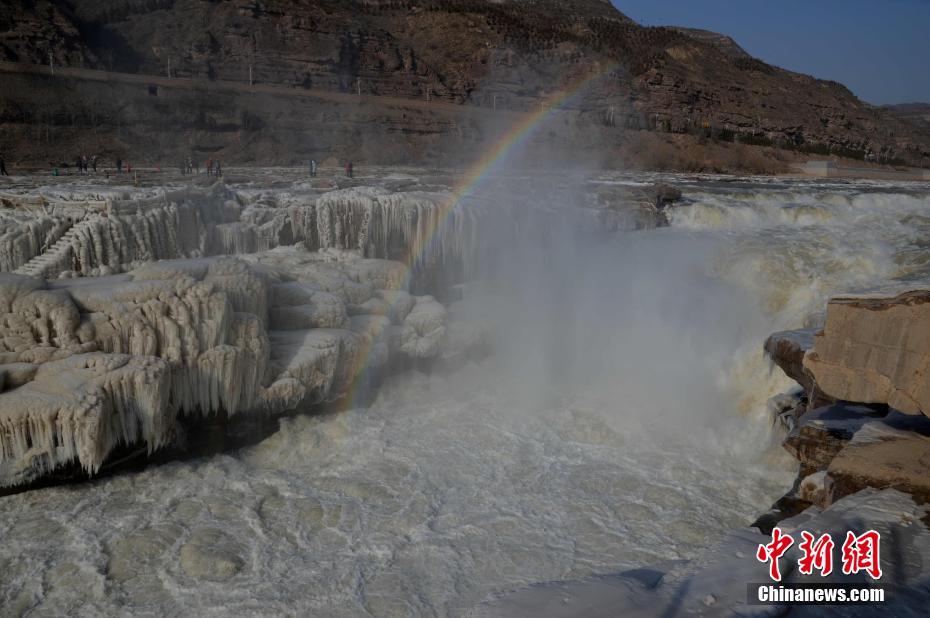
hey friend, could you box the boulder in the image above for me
[804,291,930,416]
[764,328,817,394]
[764,328,834,412]
[826,414,930,505]
[652,184,683,208]
[782,402,888,476]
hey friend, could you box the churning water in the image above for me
[2,175,928,616]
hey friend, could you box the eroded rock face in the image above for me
[782,403,888,477]
[0,250,481,488]
[764,329,817,395]
[804,291,930,416]
[826,416,930,505]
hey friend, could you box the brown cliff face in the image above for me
[1,0,928,165]
[885,103,930,134]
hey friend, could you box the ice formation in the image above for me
[0,247,480,487]
[0,186,479,288]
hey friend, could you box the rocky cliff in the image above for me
[765,290,930,512]
[1,0,928,166]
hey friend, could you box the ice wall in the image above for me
[3,186,480,292]
[0,211,74,272]
[0,251,484,488]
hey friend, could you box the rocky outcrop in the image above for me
[827,416,930,505]
[0,250,483,488]
[782,402,888,478]
[765,329,817,394]
[764,328,835,422]
[804,291,930,416]
[2,0,927,165]
[762,289,930,523]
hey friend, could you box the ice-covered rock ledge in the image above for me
[0,184,479,293]
[0,248,487,489]
[763,290,930,513]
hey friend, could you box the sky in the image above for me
[611,0,930,105]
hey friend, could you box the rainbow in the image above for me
[340,62,621,409]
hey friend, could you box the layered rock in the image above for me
[765,288,930,518]
[782,402,888,478]
[804,291,930,416]
[3,0,927,164]
[764,328,817,394]
[827,417,930,504]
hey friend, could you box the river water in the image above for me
[1,174,928,616]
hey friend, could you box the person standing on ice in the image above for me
[116,158,123,174]
[206,158,213,176]
[311,159,318,177]
[0,156,8,176]
[91,155,97,173]
[345,160,354,178]
[215,160,222,176]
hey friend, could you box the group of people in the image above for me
[0,154,365,179]
[179,157,221,176]
[73,155,99,174]
[47,155,124,176]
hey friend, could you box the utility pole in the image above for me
[48,50,54,75]
[167,58,171,79]
[357,77,361,96]
[249,65,253,87]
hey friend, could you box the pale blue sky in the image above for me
[612,0,930,105]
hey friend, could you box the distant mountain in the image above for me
[667,27,751,60]
[1,0,927,165]
[884,103,930,134]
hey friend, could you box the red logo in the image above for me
[756,529,882,581]
[756,527,794,582]
[841,531,882,580]
[798,531,835,577]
